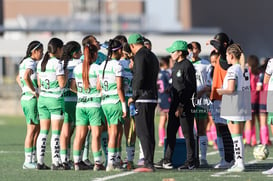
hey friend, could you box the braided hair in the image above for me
[102,39,122,79]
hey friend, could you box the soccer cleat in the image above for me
[22,162,36,169]
[51,163,64,170]
[122,160,135,170]
[37,163,50,170]
[68,160,74,169]
[74,161,92,171]
[214,159,234,169]
[227,163,245,172]
[106,163,121,172]
[106,163,115,172]
[62,162,71,170]
[262,167,273,175]
[83,159,93,166]
[93,163,106,171]
[177,161,195,170]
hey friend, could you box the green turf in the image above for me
[1,115,273,181]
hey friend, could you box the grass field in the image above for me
[1,115,273,181]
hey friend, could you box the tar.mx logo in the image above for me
[191,93,212,108]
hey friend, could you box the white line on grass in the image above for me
[92,171,135,181]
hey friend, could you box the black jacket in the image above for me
[132,47,159,102]
[171,58,196,106]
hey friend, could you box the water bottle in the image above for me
[129,103,136,116]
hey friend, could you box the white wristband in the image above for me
[121,102,127,113]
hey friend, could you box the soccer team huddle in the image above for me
[17,32,273,174]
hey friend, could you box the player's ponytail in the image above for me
[41,38,63,72]
[102,39,122,79]
[62,41,81,70]
[82,43,98,90]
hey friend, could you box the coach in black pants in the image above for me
[155,40,197,170]
[128,33,159,172]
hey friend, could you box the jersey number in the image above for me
[103,80,109,91]
[77,82,90,93]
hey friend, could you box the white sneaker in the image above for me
[227,163,245,172]
[22,162,36,169]
[162,162,173,169]
[214,159,234,169]
[262,167,273,175]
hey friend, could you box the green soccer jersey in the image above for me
[19,57,38,100]
[73,62,101,108]
[98,60,123,105]
[37,57,65,98]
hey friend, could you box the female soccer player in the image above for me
[98,39,126,171]
[217,43,251,172]
[60,41,82,169]
[188,41,211,167]
[72,43,105,171]
[17,41,43,169]
[36,37,66,170]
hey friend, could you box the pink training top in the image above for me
[249,68,259,104]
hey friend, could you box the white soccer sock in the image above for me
[200,136,208,160]
[139,142,144,160]
[60,150,67,163]
[24,148,32,163]
[217,137,225,160]
[232,135,244,165]
[51,132,61,165]
[126,146,135,162]
[36,132,48,164]
[108,151,115,165]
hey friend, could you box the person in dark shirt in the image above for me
[127,33,159,172]
[154,40,197,170]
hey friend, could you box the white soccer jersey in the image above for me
[192,59,210,93]
[265,58,273,112]
[221,64,251,121]
[37,57,65,98]
[19,58,38,100]
[73,62,101,108]
[63,59,81,102]
[119,59,133,98]
[98,60,123,105]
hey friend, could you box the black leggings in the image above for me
[165,102,195,164]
